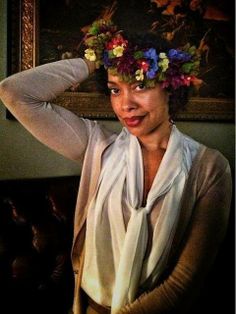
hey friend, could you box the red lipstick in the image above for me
[123,116,144,127]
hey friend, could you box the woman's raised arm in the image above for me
[0,58,95,161]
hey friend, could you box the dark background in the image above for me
[39,0,235,98]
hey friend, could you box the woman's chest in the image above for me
[142,149,166,205]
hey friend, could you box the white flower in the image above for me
[84,48,96,61]
[158,53,169,72]
[159,52,167,59]
[135,69,144,81]
[113,45,125,57]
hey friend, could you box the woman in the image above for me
[0,18,232,314]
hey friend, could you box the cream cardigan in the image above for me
[0,59,232,314]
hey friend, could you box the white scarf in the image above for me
[81,125,200,313]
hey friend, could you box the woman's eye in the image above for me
[135,83,146,91]
[109,88,120,95]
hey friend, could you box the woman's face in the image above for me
[108,73,170,142]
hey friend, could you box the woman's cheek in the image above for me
[111,99,120,115]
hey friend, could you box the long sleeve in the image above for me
[118,150,232,314]
[0,58,93,161]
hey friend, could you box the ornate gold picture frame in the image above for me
[9,0,234,121]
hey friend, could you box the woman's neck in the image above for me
[139,121,173,153]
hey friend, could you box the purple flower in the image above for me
[116,49,137,75]
[164,74,191,89]
[171,76,183,89]
[103,51,113,67]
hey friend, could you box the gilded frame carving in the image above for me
[10,0,234,121]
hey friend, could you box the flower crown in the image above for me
[83,19,201,89]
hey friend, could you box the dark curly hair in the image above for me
[95,32,189,120]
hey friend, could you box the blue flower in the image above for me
[144,48,159,79]
[168,49,192,62]
[146,69,157,79]
[144,48,159,62]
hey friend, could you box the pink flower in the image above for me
[106,34,128,50]
[137,59,150,72]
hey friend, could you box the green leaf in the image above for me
[181,62,193,73]
[189,46,197,56]
[108,68,118,76]
[89,25,99,35]
[134,51,143,59]
[145,79,156,88]
[108,51,115,58]
[158,72,166,81]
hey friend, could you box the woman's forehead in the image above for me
[107,72,122,83]
[107,72,138,86]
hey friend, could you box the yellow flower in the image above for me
[113,45,125,57]
[135,69,144,81]
[158,53,169,72]
[84,48,96,62]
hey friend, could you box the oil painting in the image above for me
[8,0,234,120]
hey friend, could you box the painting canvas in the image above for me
[39,0,235,98]
[8,0,235,120]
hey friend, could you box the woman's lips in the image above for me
[123,116,145,127]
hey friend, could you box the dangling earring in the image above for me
[169,117,175,125]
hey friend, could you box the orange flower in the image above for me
[150,0,169,8]
[162,0,182,15]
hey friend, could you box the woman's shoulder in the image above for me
[179,127,230,175]
[82,118,118,146]
[191,145,231,197]
[196,145,230,171]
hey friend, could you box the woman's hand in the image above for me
[83,59,96,75]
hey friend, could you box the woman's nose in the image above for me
[121,92,137,111]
